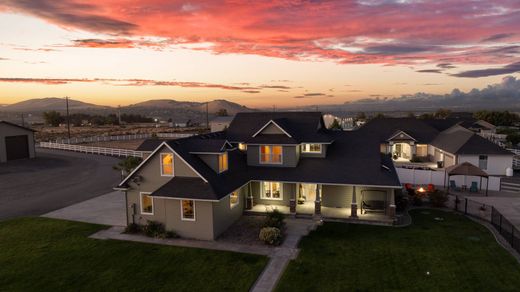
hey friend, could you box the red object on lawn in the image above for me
[427,184,435,192]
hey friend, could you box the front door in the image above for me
[395,144,402,158]
[297,184,317,215]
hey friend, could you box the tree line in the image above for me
[43,111,153,127]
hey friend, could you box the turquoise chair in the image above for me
[449,180,460,191]
[470,182,479,193]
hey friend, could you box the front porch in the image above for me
[244,182,397,225]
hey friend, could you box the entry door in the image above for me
[395,144,402,157]
[299,184,317,202]
[5,135,29,160]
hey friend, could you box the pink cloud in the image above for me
[2,0,520,66]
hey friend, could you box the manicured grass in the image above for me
[277,209,520,291]
[0,218,267,291]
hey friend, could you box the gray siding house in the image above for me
[0,121,36,163]
[117,112,401,240]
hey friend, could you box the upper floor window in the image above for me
[230,191,239,208]
[161,153,173,176]
[301,144,322,153]
[219,152,228,173]
[260,145,282,164]
[479,155,488,170]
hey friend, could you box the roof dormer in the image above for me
[252,119,293,138]
[189,140,233,174]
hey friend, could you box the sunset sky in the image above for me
[0,0,519,108]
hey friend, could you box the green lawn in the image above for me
[277,209,520,291]
[0,218,267,291]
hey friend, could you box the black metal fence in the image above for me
[449,194,520,254]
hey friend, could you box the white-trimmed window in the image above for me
[219,152,228,173]
[479,155,488,170]
[301,144,322,153]
[160,153,174,176]
[259,145,283,164]
[140,193,154,215]
[181,200,195,221]
[230,191,239,209]
[261,182,283,200]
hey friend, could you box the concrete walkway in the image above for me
[89,217,319,292]
[43,191,125,226]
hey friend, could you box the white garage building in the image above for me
[0,121,36,163]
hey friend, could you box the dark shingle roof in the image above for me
[359,118,440,144]
[431,126,512,155]
[226,112,333,143]
[136,139,168,151]
[153,177,217,200]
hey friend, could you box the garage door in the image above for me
[444,154,455,167]
[5,135,29,161]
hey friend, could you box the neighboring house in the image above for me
[210,116,234,132]
[359,118,513,175]
[116,112,401,240]
[0,121,36,163]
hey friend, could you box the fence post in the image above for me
[464,198,468,215]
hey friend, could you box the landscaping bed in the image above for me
[277,209,520,291]
[0,217,267,291]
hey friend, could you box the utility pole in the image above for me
[206,102,209,130]
[65,96,71,139]
[118,105,122,125]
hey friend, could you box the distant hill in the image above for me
[2,97,108,112]
[127,99,251,115]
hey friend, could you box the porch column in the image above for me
[314,184,321,217]
[388,189,396,219]
[350,186,358,218]
[245,183,253,210]
[289,186,296,214]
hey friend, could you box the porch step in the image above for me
[500,182,520,193]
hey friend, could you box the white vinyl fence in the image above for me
[507,148,520,169]
[396,167,502,191]
[54,132,194,144]
[39,142,145,158]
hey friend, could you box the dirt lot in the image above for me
[34,124,205,142]
[81,140,146,150]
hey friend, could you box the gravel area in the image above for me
[217,216,268,246]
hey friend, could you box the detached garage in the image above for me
[0,121,36,163]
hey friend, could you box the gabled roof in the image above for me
[252,119,293,138]
[226,112,333,143]
[431,125,512,155]
[387,130,417,142]
[0,121,36,132]
[446,162,488,177]
[359,118,439,144]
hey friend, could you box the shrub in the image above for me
[264,209,285,229]
[165,231,180,239]
[395,193,409,212]
[143,220,166,238]
[124,223,141,234]
[429,191,448,207]
[259,227,282,245]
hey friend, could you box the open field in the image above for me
[33,124,204,142]
[277,209,520,291]
[81,139,147,150]
[0,217,268,291]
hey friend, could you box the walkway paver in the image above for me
[43,191,125,226]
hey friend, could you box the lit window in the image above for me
[479,155,488,170]
[230,191,239,208]
[181,200,195,221]
[219,152,228,173]
[301,144,322,153]
[140,193,153,215]
[161,153,173,176]
[260,145,283,164]
[261,182,283,200]
[238,143,247,151]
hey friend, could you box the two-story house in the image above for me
[116,112,401,240]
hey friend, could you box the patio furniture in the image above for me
[461,185,467,192]
[444,162,489,196]
[470,182,479,193]
[449,180,460,191]
[362,200,386,214]
[427,184,435,192]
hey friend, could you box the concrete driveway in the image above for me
[43,191,126,226]
[468,196,520,229]
[0,148,121,220]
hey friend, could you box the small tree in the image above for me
[507,133,520,146]
[329,119,342,130]
[216,109,229,116]
[43,110,64,126]
[113,157,142,174]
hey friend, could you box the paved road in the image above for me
[0,148,121,220]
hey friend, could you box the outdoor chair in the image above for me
[362,200,386,214]
[427,184,435,192]
[470,182,479,193]
[449,180,460,191]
